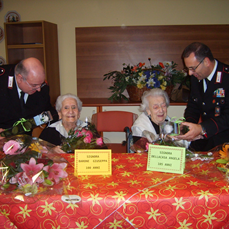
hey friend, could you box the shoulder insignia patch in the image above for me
[0,67,5,76]
[223,66,229,73]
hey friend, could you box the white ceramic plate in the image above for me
[5,10,21,22]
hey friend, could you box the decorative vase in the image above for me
[126,86,150,102]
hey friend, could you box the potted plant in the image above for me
[103,59,188,102]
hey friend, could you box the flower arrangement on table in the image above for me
[61,123,106,153]
[216,143,229,174]
[0,135,69,196]
[103,59,188,102]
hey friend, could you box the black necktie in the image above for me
[20,91,25,115]
[204,78,209,92]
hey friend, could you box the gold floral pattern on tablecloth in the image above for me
[0,153,229,228]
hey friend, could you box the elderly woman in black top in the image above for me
[39,93,86,153]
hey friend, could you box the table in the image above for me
[1,152,229,229]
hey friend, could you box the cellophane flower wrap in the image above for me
[131,133,229,183]
[0,135,78,197]
[61,123,106,153]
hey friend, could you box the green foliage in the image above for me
[216,159,228,164]
[103,61,189,102]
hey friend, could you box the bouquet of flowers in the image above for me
[103,59,188,102]
[61,123,106,153]
[0,111,53,137]
[216,143,229,173]
[0,135,69,196]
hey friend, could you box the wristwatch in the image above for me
[200,124,207,137]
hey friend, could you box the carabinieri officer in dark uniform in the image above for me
[0,58,58,134]
[175,42,229,151]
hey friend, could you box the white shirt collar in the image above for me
[207,59,218,81]
[49,119,87,138]
[203,59,218,91]
[15,75,28,102]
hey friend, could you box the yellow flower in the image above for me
[160,85,166,90]
[219,143,229,161]
[158,75,164,80]
[137,82,144,89]
[162,81,167,86]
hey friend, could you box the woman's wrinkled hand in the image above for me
[52,146,66,154]
[142,130,156,143]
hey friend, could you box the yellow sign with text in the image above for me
[147,144,186,174]
[74,149,112,175]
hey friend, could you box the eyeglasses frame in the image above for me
[23,77,46,89]
[185,57,205,72]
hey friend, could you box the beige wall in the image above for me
[1,0,229,96]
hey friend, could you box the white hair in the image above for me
[139,88,170,112]
[55,93,82,112]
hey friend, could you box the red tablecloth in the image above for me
[1,152,229,229]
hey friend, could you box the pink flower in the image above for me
[20,158,44,184]
[85,130,93,138]
[81,129,87,135]
[96,137,103,146]
[43,163,68,184]
[76,131,83,137]
[3,140,21,155]
[83,136,91,144]
[11,171,44,186]
[10,172,28,186]
[146,142,149,151]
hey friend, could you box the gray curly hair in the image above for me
[139,88,170,112]
[55,93,83,112]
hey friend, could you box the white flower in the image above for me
[163,61,172,67]
[139,74,146,82]
[146,78,156,87]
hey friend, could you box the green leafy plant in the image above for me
[103,59,188,102]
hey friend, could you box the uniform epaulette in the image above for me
[223,66,229,73]
[0,67,5,76]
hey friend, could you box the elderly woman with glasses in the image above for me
[132,88,170,143]
[39,93,86,153]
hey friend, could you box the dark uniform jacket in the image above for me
[185,60,229,151]
[0,64,58,129]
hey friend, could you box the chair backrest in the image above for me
[91,111,138,132]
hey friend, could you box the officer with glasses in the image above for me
[175,42,229,151]
[0,57,58,135]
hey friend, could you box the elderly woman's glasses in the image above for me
[152,103,167,111]
[184,58,205,72]
[23,78,46,89]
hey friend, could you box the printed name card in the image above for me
[147,144,186,174]
[74,149,112,175]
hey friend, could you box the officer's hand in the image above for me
[174,122,202,141]
[0,128,5,140]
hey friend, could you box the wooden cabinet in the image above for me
[4,20,60,105]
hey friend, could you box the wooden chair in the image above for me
[91,111,138,153]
